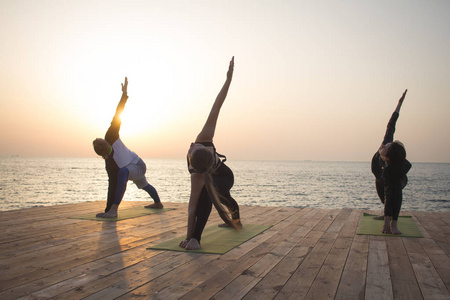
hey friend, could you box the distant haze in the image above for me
[1,1,449,162]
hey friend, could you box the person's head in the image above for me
[188,143,239,231]
[93,138,111,157]
[188,145,215,174]
[380,141,406,165]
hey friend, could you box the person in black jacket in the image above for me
[371,89,411,234]
[93,77,162,218]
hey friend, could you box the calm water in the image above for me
[0,157,449,212]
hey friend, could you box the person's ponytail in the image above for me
[203,171,239,230]
[190,147,239,231]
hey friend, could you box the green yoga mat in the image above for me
[148,224,272,254]
[357,213,423,238]
[69,206,175,221]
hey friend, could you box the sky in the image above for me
[0,0,449,162]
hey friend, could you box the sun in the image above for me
[79,40,199,143]
[117,64,182,138]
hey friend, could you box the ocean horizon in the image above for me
[1,156,449,213]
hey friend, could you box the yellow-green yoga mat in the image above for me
[148,224,272,254]
[357,213,423,238]
[69,206,175,221]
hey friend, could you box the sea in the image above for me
[1,156,449,213]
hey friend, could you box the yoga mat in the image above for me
[148,224,272,254]
[69,206,175,221]
[357,213,423,238]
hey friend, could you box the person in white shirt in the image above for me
[93,77,162,218]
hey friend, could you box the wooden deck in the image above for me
[0,201,449,300]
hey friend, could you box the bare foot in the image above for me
[373,215,384,220]
[144,202,164,209]
[218,220,243,229]
[179,239,190,249]
[391,220,402,235]
[97,204,119,218]
[96,211,117,218]
[391,226,402,235]
[381,224,392,234]
[185,238,201,250]
[382,217,392,234]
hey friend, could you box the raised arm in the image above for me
[379,89,408,148]
[394,89,407,114]
[195,57,234,142]
[112,77,129,121]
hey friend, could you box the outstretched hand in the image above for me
[121,77,128,95]
[226,56,234,81]
[399,89,407,104]
[394,89,407,113]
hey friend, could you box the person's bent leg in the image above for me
[373,179,385,220]
[217,191,242,228]
[143,184,163,209]
[126,158,163,209]
[143,184,160,202]
[214,163,241,227]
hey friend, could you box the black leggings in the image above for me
[384,184,403,221]
[376,178,406,220]
[192,163,240,242]
[375,179,385,204]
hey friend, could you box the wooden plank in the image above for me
[1,204,259,298]
[3,203,189,297]
[0,201,184,248]
[0,206,188,291]
[177,209,312,299]
[403,238,450,299]
[0,214,185,279]
[335,234,369,300]
[115,254,219,299]
[1,203,450,300]
[55,205,276,299]
[54,251,197,300]
[151,208,308,300]
[338,209,362,238]
[0,244,160,299]
[365,236,394,300]
[414,211,449,250]
[241,209,330,300]
[414,211,450,268]
[419,238,450,292]
[213,208,319,300]
[410,212,432,239]
[386,237,423,300]
[303,209,358,300]
[273,209,342,300]
[57,206,297,299]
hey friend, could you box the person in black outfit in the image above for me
[179,57,241,250]
[92,77,162,218]
[371,89,411,234]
